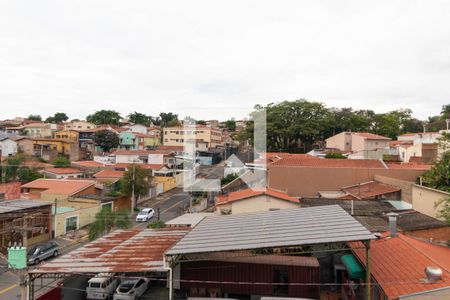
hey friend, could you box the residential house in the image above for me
[32,138,80,161]
[350,233,450,300]
[12,136,34,156]
[268,156,430,197]
[42,168,84,179]
[0,199,52,253]
[53,129,79,141]
[114,149,175,167]
[21,179,98,201]
[64,120,96,131]
[326,132,391,153]
[22,123,53,138]
[121,123,148,134]
[93,169,124,183]
[215,187,300,215]
[163,125,223,149]
[394,132,442,163]
[0,137,18,157]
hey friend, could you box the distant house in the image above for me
[42,168,84,179]
[93,169,125,183]
[326,132,391,153]
[53,129,79,141]
[215,187,300,215]
[163,125,223,149]
[12,136,34,156]
[22,123,53,138]
[394,132,442,163]
[32,138,80,161]
[318,181,401,200]
[0,182,21,200]
[64,120,96,131]
[0,137,18,157]
[21,179,98,201]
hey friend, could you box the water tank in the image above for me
[425,266,442,282]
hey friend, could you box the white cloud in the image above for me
[0,0,449,121]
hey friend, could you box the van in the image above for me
[87,274,119,300]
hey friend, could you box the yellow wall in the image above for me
[54,130,79,141]
[54,204,100,237]
[412,184,449,220]
[216,195,300,215]
[154,176,177,192]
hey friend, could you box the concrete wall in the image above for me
[0,139,17,157]
[154,176,177,192]
[325,132,348,151]
[374,175,414,203]
[54,204,100,236]
[268,166,427,197]
[216,195,300,215]
[412,184,450,220]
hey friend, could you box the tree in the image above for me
[4,154,25,181]
[45,112,69,124]
[225,120,236,131]
[422,133,450,192]
[17,168,43,183]
[372,109,414,139]
[196,120,207,125]
[120,165,152,209]
[128,112,151,126]
[148,220,166,229]
[93,130,120,152]
[325,152,347,159]
[159,112,179,127]
[86,110,121,125]
[27,115,42,122]
[88,208,130,240]
[221,173,239,186]
[52,155,71,168]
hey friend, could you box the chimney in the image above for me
[386,212,399,237]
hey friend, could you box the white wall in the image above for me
[115,154,141,163]
[0,139,18,157]
[148,153,164,164]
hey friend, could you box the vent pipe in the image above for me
[386,212,399,237]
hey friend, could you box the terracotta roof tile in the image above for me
[216,187,300,205]
[72,161,105,168]
[43,168,83,175]
[351,233,450,299]
[352,132,391,140]
[21,179,96,196]
[271,157,386,168]
[342,181,400,200]
[93,169,125,179]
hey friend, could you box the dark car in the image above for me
[27,241,59,265]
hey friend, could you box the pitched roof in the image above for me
[113,149,173,155]
[0,182,21,200]
[167,205,375,255]
[342,181,401,200]
[0,199,52,213]
[21,179,96,196]
[72,160,105,168]
[93,169,125,179]
[351,234,450,299]
[216,188,299,205]
[352,132,391,140]
[43,168,83,175]
[113,163,164,170]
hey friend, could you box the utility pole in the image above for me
[131,163,136,212]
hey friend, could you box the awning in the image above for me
[341,254,365,280]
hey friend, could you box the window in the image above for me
[65,216,78,233]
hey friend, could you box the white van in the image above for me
[87,274,119,300]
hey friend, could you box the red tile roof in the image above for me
[156,145,184,151]
[43,168,83,175]
[113,163,164,170]
[342,181,400,200]
[0,182,21,200]
[400,132,439,137]
[114,149,173,155]
[353,132,391,140]
[216,188,300,205]
[21,179,96,196]
[351,234,450,299]
[386,162,432,170]
[93,169,125,179]
[72,160,105,168]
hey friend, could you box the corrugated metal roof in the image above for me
[166,205,374,255]
[31,227,190,274]
[166,213,215,227]
[0,199,52,213]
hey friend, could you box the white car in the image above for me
[113,278,149,300]
[135,208,154,222]
[86,273,119,300]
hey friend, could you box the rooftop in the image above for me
[352,132,392,140]
[341,181,401,200]
[166,213,216,227]
[31,228,189,274]
[216,187,299,205]
[93,169,125,179]
[351,234,450,299]
[21,179,96,196]
[43,168,83,175]
[271,157,386,168]
[0,199,52,213]
[166,205,374,256]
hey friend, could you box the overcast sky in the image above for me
[0,1,449,121]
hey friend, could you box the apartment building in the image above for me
[163,125,223,149]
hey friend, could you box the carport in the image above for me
[165,205,375,300]
[28,227,190,299]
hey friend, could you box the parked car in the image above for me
[113,278,149,300]
[86,273,119,300]
[27,241,59,265]
[135,208,154,222]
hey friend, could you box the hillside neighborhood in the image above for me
[0,105,449,300]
